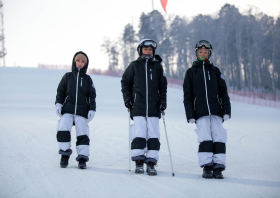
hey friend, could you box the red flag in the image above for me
[160,0,168,13]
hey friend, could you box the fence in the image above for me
[38,64,280,109]
[166,77,280,109]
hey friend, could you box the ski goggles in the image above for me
[196,40,211,49]
[142,40,157,49]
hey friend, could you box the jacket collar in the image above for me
[192,60,213,67]
[136,54,162,64]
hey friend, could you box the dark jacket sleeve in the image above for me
[121,63,134,104]
[217,68,231,117]
[158,64,168,104]
[88,76,96,111]
[183,69,195,122]
[55,73,67,105]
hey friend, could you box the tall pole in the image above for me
[152,0,154,11]
[0,0,5,66]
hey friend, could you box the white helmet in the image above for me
[137,39,157,56]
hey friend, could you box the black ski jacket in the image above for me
[183,60,231,122]
[121,55,167,119]
[55,51,96,118]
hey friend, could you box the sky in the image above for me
[2,0,280,70]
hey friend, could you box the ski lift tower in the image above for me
[0,0,6,66]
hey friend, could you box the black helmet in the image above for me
[195,40,213,58]
[137,39,157,56]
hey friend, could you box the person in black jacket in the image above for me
[121,39,167,176]
[55,51,96,169]
[183,40,231,179]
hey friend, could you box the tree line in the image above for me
[102,4,280,94]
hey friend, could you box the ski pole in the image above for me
[128,108,131,172]
[162,111,175,176]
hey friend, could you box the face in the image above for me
[142,46,153,55]
[76,59,86,69]
[197,48,209,57]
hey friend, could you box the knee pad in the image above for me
[57,131,71,142]
[76,135,90,146]
[131,137,146,150]
[199,141,213,152]
[147,138,160,150]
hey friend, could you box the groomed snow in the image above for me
[0,67,279,198]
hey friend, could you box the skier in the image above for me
[121,39,168,175]
[55,51,96,169]
[183,40,231,179]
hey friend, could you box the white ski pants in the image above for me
[56,114,90,161]
[195,115,227,170]
[131,116,160,164]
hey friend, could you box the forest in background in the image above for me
[102,4,280,95]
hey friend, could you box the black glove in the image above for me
[158,102,166,112]
[125,100,133,109]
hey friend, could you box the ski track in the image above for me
[1,67,280,198]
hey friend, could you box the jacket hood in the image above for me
[72,51,89,74]
[192,60,212,67]
[137,54,162,64]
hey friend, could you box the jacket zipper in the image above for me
[150,69,152,80]
[63,96,68,105]
[133,93,137,108]
[208,71,210,80]
[74,69,80,115]
[217,95,223,108]
[202,62,211,115]
[194,97,196,111]
[145,59,148,118]
[81,78,83,86]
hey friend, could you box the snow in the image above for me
[0,67,280,198]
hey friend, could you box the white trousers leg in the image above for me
[74,115,90,161]
[195,115,227,169]
[211,115,227,169]
[131,116,160,164]
[57,114,73,153]
[57,114,90,161]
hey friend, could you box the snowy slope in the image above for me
[0,67,279,198]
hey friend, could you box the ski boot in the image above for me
[135,160,144,174]
[78,158,87,169]
[213,168,224,179]
[202,166,213,179]
[146,162,157,176]
[60,155,70,168]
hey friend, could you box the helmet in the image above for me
[137,39,157,56]
[195,40,213,58]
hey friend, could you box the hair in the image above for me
[74,53,87,64]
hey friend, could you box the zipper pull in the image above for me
[208,71,210,80]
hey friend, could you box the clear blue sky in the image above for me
[3,0,280,69]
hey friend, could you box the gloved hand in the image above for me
[124,100,133,109]
[189,119,195,124]
[86,110,95,122]
[55,103,63,117]
[158,102,167,112]
[223,114,230,121]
